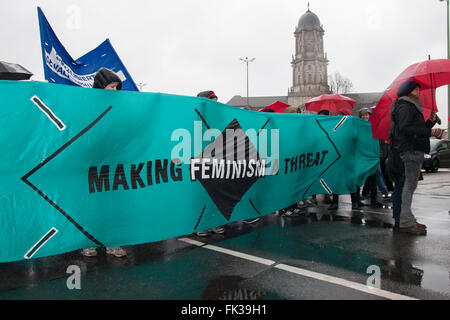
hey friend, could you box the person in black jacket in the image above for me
[92,67,122,90]
[359,108,384,209]
[82,68,127,258]
[390,80,439,235]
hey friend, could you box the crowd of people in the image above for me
[81,68,440,258]
[281,80,441,236]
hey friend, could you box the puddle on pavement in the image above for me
[203,275,277,300]
[381,259,450,294]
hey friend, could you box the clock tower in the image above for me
[288,5,330,110]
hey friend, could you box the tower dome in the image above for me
[298,9,320,28]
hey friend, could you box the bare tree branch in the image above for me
[328,72,354,94]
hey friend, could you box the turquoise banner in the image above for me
[0,81,379,262]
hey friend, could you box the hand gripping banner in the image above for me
[0,80,379,262]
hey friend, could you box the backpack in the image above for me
[385,144,404,180]
[385,113,405,180]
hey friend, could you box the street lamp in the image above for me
[440,0,450,133]
[240,57,255,107]
[137,82,147,91]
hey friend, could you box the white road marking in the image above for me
[178,237,206,247]
[275,264,416,300]
[179,237,418,300]
[203,244,275,266]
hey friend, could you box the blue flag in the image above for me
[37,7,139,91]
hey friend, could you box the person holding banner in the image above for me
[328,109,370,211]
[359,108,384,209]
[82,68,127,257]
[194,90,226,236]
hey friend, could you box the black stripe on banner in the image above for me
[320,179,332,194]
[194,108,211,130]
[333,116,347,132]
[25,228,58,259]
[302,119,342,198]
[194,206,207,230]
[31,96,66,130]
[21,106,112,247]
[249,199,262,215]
[257,119,271,136]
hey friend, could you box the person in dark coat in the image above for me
[359,108,385,209]
[390,80,440,235]
[92,68,123,90]
[82,68,126,257]
[326,109,368,210]
[197,90,218,101]
[194,90,226,236]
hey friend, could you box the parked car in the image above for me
[423,139,450,172]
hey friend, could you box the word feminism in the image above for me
[190,158,267,181]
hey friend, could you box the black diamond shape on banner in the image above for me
[192,119,263,221]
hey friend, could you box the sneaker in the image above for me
[370,202,384,209]
[394,219,400,231]
[81,247,97,257]
[328,203,338,210]
[304,199,315,206]
[195,230,210,237]
[357,202,366,207]
[351,202,361,210]
[211,227,225,234]
[323,194,332,204]
[244,218,260,224]
[106,247,127,258]
[399,224,427,235]
[297,201,309,208]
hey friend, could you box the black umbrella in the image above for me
[0,61,33,80]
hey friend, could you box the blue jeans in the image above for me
[399,151,424,228]
[392,179,404,221]
[376,164,388,195]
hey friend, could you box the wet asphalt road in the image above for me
[0,170,449,300]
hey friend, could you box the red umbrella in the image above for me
[259,101,291,113]
[305,94,356,114]
[371,59,450,141]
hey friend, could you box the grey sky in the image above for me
[0,0,448,128]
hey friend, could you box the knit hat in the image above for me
[93,68,122,90]
[397,80,420,98]
[358,107,372,117]
[197,90,217,100]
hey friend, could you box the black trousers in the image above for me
[362,174,378,204]
[332,186,361,204]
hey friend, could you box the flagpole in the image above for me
[442,0,450,133]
